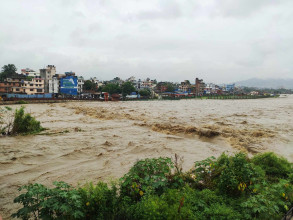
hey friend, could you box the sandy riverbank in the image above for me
[1,95,293,218]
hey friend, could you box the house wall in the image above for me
[49,77,59,94]
[12,78,44,94]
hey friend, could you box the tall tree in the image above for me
[0,64,17,81]
[102,83,121,95]
[83,80,96,91]
[165,83,175,92]
[121,82,136,97]
[139,89,151,98]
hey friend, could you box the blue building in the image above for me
[226,84,235,92]
[60,76,78,95]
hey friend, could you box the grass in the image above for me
[16,100,28,104]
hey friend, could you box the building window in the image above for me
[37,89,42,93]
[16,88,19,91]
[30,89,33,91]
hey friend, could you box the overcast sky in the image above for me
[0,0,292,83]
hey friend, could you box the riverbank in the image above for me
[0,94,278,105]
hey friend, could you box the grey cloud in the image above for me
[214,0,279,17]
[126,0,181,21]
[88,22,102,33]
[0,0,292,83]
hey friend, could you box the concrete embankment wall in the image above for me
[0,99,102,105]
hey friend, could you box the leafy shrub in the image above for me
[12,153,293,220]
[120,157,174,200]
[132,193,179,219]
[78,182,118,219]
[183,188,241,220]
[12,182,84,219]
[252,152,292,180]
[216,153,265,196]
[193,156,217,189]
[240,179,293,219]
[16,100,28,104]
[12,106,44,135]
[126,188,193,220]
[138,89,151,98]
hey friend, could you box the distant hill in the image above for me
[234,78,293,89]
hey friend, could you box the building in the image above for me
[195,78,205,96]
[77,76,84,94]
[48,77,59,94]
[0,76,24,94]
[178,80,191,93]
[204,83,217,94]
[139,78,156,90]
[65,71,75,76]
[126,76,138,89]
[12,78,44,95]
[109,77,124,86]
[155,82,168,93]
[40,65,56,93]
[21,68,40,78]
[60,75,78,96]
[226,84,235,92]
[90,77,104,88]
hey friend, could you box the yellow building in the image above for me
[12,78,44,94]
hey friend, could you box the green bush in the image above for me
[183,188,241,220]
[120,157,174,200]
[240,179,293,219]
[132,193,180,219]
[138,89,151,98]
[12,106,44,135]
[124,188,194,220]
[78,182,118,219]
[16,100,28,104]
[216,153,265,196]
[12,182,84,219]
[12,153,293,220]
[193,156,217,189]
[252,152,292,180]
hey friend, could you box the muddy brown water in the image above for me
[1,95,293,219]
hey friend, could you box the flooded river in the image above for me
[1,95,293,218]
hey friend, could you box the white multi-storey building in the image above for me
[205,83,217,94]
[21,68,40,78]
[48,77,59,94]
[78,76,84,94]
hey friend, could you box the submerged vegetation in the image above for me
[12,152,293,219]
[0,106,44,136]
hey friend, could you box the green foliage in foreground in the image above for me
[13,152,293,220]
